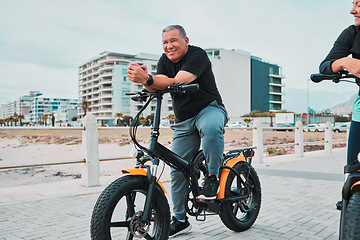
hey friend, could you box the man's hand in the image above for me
[127,63,149,84]
[332,57,360,78]
[127,62,198,92]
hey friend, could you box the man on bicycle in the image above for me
[128,24,228,237]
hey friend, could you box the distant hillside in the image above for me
[329,94,356,115]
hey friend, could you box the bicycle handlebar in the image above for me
[126,83,199,103]
[178,83,199,92]
[128,82,199,154]
[310,71,359,84]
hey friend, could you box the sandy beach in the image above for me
[0,128,347,188]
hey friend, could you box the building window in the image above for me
[206,49,220,59]
[269,67,274,75]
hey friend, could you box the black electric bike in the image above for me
[90,83,261,239]
[310,71,360,240]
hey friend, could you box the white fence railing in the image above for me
[0,116,349,187]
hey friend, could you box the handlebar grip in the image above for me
[310,74,333,83]
[180,83,199,92]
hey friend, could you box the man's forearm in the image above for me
[149,75,176,91]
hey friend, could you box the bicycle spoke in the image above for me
[110,220,130,228]
[126,192,136,217]
[126,231,134,240]
[144,233,154,240]
[233,202,240,215]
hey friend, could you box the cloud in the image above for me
[0,0,357,113]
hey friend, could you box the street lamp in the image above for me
[307,79,310,124]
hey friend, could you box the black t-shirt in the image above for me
[320,25,360,74]
[157,45,223,122]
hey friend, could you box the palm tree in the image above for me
[8,116,15,126]
[41,114,49,126]
[243,117,253,127]
[123,115,133,126]
[57,120,63,126]
[17,114,25,126]
[13,113,18,126]
[166,114,175,124]
[4,117,10,126]
[81,99,90,116]
[115,112,123,126]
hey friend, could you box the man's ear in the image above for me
[185,37,189,46]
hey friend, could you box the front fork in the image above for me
[141,163,159,222]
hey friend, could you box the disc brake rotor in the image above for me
[129,211,150,238]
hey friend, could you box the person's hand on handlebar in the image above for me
[127,63,148,84]
[332,57,360,78]
[128,62,198,92]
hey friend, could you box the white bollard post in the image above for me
[324,122,333,154]
[295,121,304,158]
[253,119,264,164]
[82,114,100,187]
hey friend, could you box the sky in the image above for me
[0,0,358,114]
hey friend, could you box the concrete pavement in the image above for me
[0,148,347,239]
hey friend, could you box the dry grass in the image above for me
[0,127,347,157]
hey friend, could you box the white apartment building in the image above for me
[54,107,78,126]
[0,104,7,119]
[206,48,285,121]
[29,96,78,123]
[78,51,172,126]
[206,48,252,120]
[1,91,42,122]
[79,49,285,125]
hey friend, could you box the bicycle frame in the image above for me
[123,84,256,222]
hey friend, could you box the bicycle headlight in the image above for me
[129,149,144,158]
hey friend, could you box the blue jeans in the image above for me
[170,100,228,220]
[347,121,360,166]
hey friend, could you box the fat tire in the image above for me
[219,161,261,232]
[342,191,360,240]
[90,175,170,240]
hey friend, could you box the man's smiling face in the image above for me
[162,29,189,63]
[351,0,360,26]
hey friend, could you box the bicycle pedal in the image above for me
[336,201,342,211]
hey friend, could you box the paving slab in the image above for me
[0,148,347,239]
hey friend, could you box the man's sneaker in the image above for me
[169,216,192,238]
[197,175,219,200]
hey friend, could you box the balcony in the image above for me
[99,93,113,99]
[269,91,284,95]
[269,99,284,104]
[97,109,113,114]
[79,62,100,74]
[99,87,113,93]
[269,82,286,87]
[99,72,114,78]
[269,73,285,79]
